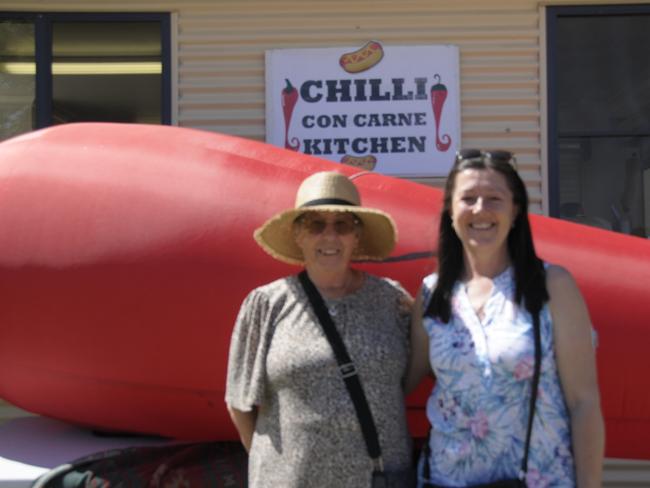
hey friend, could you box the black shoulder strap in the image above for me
[520,310,541,477]
[297,271,383,464]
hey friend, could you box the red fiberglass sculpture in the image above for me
[0,123,648,460]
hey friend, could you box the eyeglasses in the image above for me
[297,214,360,236]
[455,149,517,170]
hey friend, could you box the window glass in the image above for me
[557,15,650,134]
[553,11,650,238]
[0,20,35,141]
[51,21,162,124]
[558,137,649,237]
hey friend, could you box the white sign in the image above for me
[265,42,460,177]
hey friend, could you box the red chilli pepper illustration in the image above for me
[282,79,300,151]
[430,74,452,152]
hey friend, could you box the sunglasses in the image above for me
[297,214,361,236]
[455,149,518,170]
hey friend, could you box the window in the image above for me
[547,5,650,238]
[0,12,171,141]
[0,18,34,140]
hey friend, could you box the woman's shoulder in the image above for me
[361,271,390,287]
[367,271,395,285]
[251,275,295,293]
[364,274,414,316]
[241,275,299,309]
[543,263,591,329]
[416,272,440,311]
[364,273,414,303]
[422,272,439,291]
[544,263,578,296]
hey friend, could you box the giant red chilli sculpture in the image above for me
[0,123,648,460]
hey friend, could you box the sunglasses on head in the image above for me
[455,149,518,170]
[297,213,360,236]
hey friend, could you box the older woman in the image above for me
[225,171,413,488]
[407,150,604,487]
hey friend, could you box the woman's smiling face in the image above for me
[450,168,518,254]
[293,211,360,271]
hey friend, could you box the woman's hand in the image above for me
[548,265,605,488]
[227,404,258,452]
[404,286,433,394]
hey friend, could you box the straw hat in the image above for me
[254,171,397,265]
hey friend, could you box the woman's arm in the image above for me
[227,405,258,452]
[404,286,432,394]
[225,287,270,453]
[547,265,605,488]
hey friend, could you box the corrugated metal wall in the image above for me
[175,0,545,209]
[1,0,650,484]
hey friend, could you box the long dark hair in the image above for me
[425,150,548,322]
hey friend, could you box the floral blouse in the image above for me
[419,267,576,488]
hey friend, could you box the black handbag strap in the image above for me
[423,311,541,482]
[297,271,383,466]
[521,310,541,477]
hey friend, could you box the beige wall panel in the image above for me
[174,0,546,209]
[603,458,650,487]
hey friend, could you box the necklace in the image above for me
[464,280,492,321]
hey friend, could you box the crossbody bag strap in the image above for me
[519,310,541,479]
[297,271,383,466]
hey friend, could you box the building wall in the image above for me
[2,0,649,484]
[2,0,647,200]
[4,0,549,206]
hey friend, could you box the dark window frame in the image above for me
[0,11,171,128]
[546,4,650,217]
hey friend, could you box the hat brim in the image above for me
[253,205,397,266]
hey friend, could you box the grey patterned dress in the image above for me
[225,273,412,488]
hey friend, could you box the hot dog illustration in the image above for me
[340,154,377,170]
[339,41,384,74]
